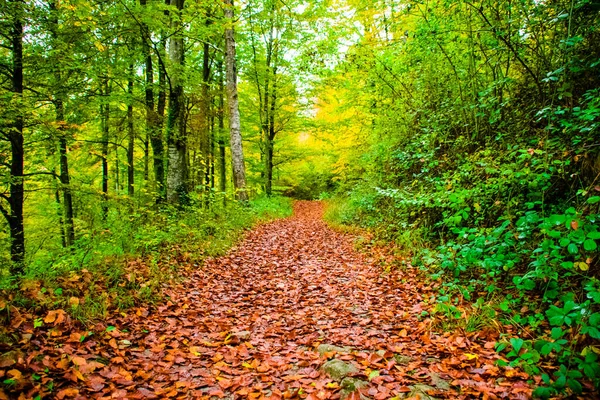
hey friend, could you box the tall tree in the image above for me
[166,0,187,204]
[127,63,135,197]
[140,0,166,202]
[49,0,75,246]
[1,0,26,272]
[224,0,248,201]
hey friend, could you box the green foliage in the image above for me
[320,0,600,394]
[0,196,292,321]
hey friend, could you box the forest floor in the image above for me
[2,201,535,399]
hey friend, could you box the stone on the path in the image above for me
[231,330,251,340]
[340,377,369,399]
[394,354,412,365]
[429,372,450,390]
[317,343,351,356]
[321,359,359,380]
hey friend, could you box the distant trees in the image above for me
[1,0,302,274]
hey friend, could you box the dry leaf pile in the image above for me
[1,201,534,399]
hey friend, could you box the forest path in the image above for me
[10,201,533,399]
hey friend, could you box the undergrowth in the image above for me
[0,196,292,329]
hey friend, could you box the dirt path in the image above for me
[4,202,533,399]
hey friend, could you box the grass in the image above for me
[0,196,292,331]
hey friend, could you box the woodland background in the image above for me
[1,0,600,397]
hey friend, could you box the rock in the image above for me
[340,377,369,399]
[394,354,412,365]
[232,330,251,340]
[429,372,450,390]
[407,384,439,400]
[317,344,351,356]
[321,359,359,381]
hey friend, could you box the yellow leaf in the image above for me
[583,346,600,356]
[189,346,202,356]
[464,353,478,360]
[575,262,589,271]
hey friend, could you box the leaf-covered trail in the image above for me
[7,201,534,399]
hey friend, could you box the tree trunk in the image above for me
[141,0,166,202]
[56,100,75,247]
[127,64,135,197]
[217,61,227,199]
[210,112,215,190]
[224,0,248,202]
[143,131,149,181]
[7,0,25,273]
[166,0,187,204]
[156,33,167,201]
[101,80,109,219]
[54,176,66,248]
[265,62,277,197]
[202,40,211,207]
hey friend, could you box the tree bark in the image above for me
[217,61,227,198]
[156,31,167,202]
[265,58,277,197]
[166,0,187,204]
[101,80,109,219]
[202,41,212,206]
[7,0,25,272]
[49,0,74,246]
[127,64,135,197]
[140,0,165,202]
[224,0,248,201]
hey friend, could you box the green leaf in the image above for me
[559,237,570,247]
[510,337,524,353]
[551,327,563,340]
[106,326,116,332]
[567,378,582,394]
[368,370,380,380]
[586,327,600,339]
[568,243,579,254]
[587,196,600,204]
[541,342,553,356]
[583,239,597,251]
[533,386,553,399]
[587,231,600,240]
[589,313,600,326]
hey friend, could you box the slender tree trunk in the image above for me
[156,35,167,201]
[49,0,74,245]
[143,132,149,181]
[217,61,227,199]
[202,41,212,207]
[54,176,66,248]
[210,112,215,190]
[56,100,75,246]
[141,0,166,202]
[166,0,187,204]
[265,64,277,197]
[101,80,109,219]
[7,0,25,272]
[127,64,135,197]
[224,0,248,201]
